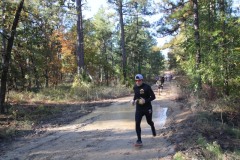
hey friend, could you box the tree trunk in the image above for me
[118,0,127,82]
[76,0,85,74]
[135,9,141,74]
[220,0,229,95]
[207,0,216,88]
[206,0,214,64]
[45,69,49,88]
[193,0,202,90]
[30,54,40,89]
[103,41,109,86]
[1,0,7,62]
[0,0,25,113]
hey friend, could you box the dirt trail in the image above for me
[0,80,191,160]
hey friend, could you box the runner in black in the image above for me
[131,74,156,146]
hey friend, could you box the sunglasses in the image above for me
[135,79,142,82]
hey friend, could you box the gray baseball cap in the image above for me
[135,74,143,80]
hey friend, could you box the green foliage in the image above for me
[206,141,222,159]
[197,135,208,147]
[124,15,164,78]
[72,73,92,88]
[197,136,224,159]
[173,152,186,160]
[161,0,240,98]
[0,0,165,96]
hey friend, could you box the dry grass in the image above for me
[0,84,131,140]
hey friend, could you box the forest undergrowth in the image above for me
[171,75,240,160]
[0,84,131,141]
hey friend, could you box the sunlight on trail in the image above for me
[80,103,135,131]
[0,80,180,160]
[66,98,169,133]
[153,107,168,128]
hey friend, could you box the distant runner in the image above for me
[131,74,156,146]
[156,76,165,95]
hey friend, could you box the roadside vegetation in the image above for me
[171,74,240,160]
[0,83,131,140]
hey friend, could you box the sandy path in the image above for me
[1,80,182,160]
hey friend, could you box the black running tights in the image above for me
[135,110,155,141]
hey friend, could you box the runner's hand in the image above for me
[138,98,145,105]
[131,100,135,106]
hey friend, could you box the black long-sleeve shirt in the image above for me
[133,83,155,111]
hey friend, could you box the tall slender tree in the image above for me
[76,0,85,74]
[192,0,202,90]
[108,0,127,82]
[0,0,25,113]
[119,0,127,82]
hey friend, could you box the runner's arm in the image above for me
[144,87,155,103]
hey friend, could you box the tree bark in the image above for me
[0,0,25,113]
[108,0,127,82]
[1,0,7,61]
[220,0,229,95]
[76,0,85,74]
[45,69,49,88]
[193,0,202,90]
[118,0,127,82]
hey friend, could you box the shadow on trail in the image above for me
[1,128,173,160]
